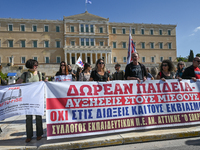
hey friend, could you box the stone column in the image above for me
[90,53,93,64]
[96,53,97,62]
[105,53,107,64]
[100,53,102,59]
[69,52,72,65]
[75,52,77,61]
[65,51,67,63]
[110,52,112,63]
[85,53,87,63]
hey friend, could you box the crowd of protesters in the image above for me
[0,53,200,142]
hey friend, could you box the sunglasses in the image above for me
[61,65,65,66]
[34,65,38,66]
[179,64,184,65]
[162,64,168,67]
[195,60,200,63]
[99,62,104,64]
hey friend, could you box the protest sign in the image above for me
[0,82,45,121]
[54,75,72,82]
[45,80,200,140]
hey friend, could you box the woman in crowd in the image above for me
[150,67,158,79]
[175,61,185,78]
[16,59,43,143]
[157,59,175,81]
[89,58,110,82]
[146,68,154,80]
[75,67,82,81]
[55,61,69,76]
[79,63,91,81]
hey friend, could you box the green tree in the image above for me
[176,56,188,62]
[196,53,200,57]
[188,50,194,62]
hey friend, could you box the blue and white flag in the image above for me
[76,57,84,68]
[127,27,136,64]
[85,0,92,4]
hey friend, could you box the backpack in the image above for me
[23,71,41,83]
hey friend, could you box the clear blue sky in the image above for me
[1,0,200,58]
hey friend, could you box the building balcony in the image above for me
[64,45,111,50]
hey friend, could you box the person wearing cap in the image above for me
[112,63,125,80]
[182,57,200,81]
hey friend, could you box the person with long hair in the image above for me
[55,61,68,76]
[89,58,110,81]
[157,59,175,81]
[16,59,43,143]
[79,63,91,81]
[175,61,185,78]
[75,67,82,81]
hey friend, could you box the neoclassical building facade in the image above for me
[0,11,177,65]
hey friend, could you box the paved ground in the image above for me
[1,111,200,150]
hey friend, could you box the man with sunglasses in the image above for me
[125,52,147,83]
[182,57,200,81]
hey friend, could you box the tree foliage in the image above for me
[177,56,188,62]
[196,53,200,57]
[188,50,194,62]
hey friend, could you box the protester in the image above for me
[16,59,43,143]
[182,57,200,81]
[55,61,69,76]
[146,68,154,80]
[79,63,91,81]
[157,59,175,81]
[107,69,112,80]
[150,67,158,79]
[125,52,147,83]
[89,58,110,81]
[112,63,125,80]
[175,61,185,78]
[68,64,76,81]
[75,67,82,81]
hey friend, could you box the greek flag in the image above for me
[85,0,92,4]
[127,27,136,64]
[76,57,84,68]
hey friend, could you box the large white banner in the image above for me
[54,75,72,82]
[45,80,200,140]
[0,81,45,121]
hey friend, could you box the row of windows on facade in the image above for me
[5,24,172,35]
[5,24,60,32]
[0,40,61,48]
[76,24,172,35]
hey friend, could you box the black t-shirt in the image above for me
[158,71,174,79]
[90,70,109,82]
[127,64,143,80]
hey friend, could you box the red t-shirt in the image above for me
[194,67,200,79]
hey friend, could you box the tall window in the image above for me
[142,57,145,62]
[56,26,60,32]
[33,25,37,32]
[159,29,162,35]
[141,42,145,49]
[150,42,154,49]
[122,28,126,34]
[20,24,25,31]
[56,41,60,48]
[113,42,116,48]
[151,57,155,63]
[122,42,126,48]
[112,27,116,34]
[168,43,172,49]
[9,57,12,63]
[21,40,25,47]
[8,24,13,31]
[81,38,84,46]
[71,26,74,32]
[160,57,163,62]
[90,25,94,33]
[168,29,171,35]
[33,40,37,48]
[113,57,117,63]
[99,41,104,46]
[150,29,153,35]
[91,39,94,46]
[86,38,89,46]
[8,40,13,47]
[71,41,75,46]
[141,28,144,35]
[45,57,50,63]
[44,25,49,32]
[132,28,135,34]
[56,57,61,63]
[44,41,49,47]
[169,57,172,61]
[81,24,84,32]
[86,25,89,32]
[123,57,126,63]
[159,42,163,49]
[33,57,38,61]
[21,57,26,63]
[99,27,103,33]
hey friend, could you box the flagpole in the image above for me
[85,0,87,11]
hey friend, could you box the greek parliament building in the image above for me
[0,11,176,66]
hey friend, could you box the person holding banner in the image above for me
[125,52,147,83]
[89,58,110,82]
[157,59,175,81]
[55,61,69,76]
[16,59,43,143]
[79,63,91,81]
